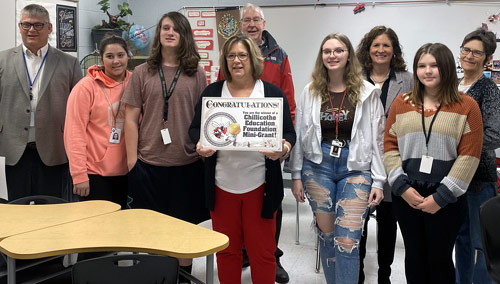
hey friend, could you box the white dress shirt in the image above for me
[22,43,49,142]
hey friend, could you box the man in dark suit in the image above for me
[0,4,82,201]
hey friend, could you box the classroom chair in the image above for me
[0,195,72,282]
[479,195,500,283]
[72,254,179,284]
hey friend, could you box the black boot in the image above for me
[276,258,289,283]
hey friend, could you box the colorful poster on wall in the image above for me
[199,97,283,151]
[185,8,220,84]
[56,5,77,52]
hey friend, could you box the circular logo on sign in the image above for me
[204,112,237,147]
[217,13,239,39]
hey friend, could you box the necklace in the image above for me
[370,72,390,84]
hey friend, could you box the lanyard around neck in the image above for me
[328,90,348,139]
[420,102,442,153]
[22,50,48,100]
[158,66,182,122]
[97,81,125,128]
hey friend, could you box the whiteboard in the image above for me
[260,2,500,99]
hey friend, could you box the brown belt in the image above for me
[26,142,37,150]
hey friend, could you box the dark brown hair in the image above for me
[408,43,460,106]
[147,12,200,76]
[356,26,407,72]
[461,28,497,65]
[99,34,129,60]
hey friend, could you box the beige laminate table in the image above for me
[0,200,121,283]
[0,208,229,284]
[0,200,121,241]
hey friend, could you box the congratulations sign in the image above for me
[200,97,283,151]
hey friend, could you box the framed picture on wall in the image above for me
[56,5,77,52]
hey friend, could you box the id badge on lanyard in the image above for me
[419,103,441,174]
[330,139,345,158]
[159,66,181,145]
[99,81,125,144]
[328,91,347,158]
[109,128,122,143]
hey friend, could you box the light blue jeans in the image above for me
[302,142,372,284]
[455,181,497,284]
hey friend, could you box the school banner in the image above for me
[215,7,240,53]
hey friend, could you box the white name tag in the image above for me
[419,155,433,174]
[109,128,121,144]
[161,128,172,145]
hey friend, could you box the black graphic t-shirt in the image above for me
[320,91,355,142]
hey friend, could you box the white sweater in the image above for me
[289,80,387,189]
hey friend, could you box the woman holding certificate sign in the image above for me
[289,33,386,284]
[189,34,295,284]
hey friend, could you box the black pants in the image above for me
[78,174,128,209]
[359,201,397,284]
[128,159,209,224]
[393,185,467,284]
[5,147,70,201]
[376,201,398,284]
[359,214,369,283]
[275,205,283,258]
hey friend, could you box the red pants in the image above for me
[211,185,276,284]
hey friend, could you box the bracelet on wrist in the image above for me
[283,143,290,157]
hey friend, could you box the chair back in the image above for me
[8,195,67,205]
[479,195,500,283]
[72,254,179,284]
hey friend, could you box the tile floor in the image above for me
[193,175,408,284]
[2,177,408,284]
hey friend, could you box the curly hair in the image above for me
[356,26,407,73]
[147,12,200,76]
[310,33,363,105]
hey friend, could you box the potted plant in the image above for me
[91,0,133,49]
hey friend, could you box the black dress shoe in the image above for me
[276,259,289,283]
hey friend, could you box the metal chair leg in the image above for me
[295,200,300,245]
[315,234,321,273]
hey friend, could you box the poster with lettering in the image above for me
[200,97,283,151]
[56,5,77,52]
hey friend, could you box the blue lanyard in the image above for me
[22,49,48,100]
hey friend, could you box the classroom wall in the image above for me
[0,1,16,51]
[79,0,131,61]
[262,2,500,98]
[128,1,500,98]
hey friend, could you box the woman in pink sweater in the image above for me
[64,35,131,208]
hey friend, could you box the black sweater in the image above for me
[189,80,296,218]
[460,75,500,185]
